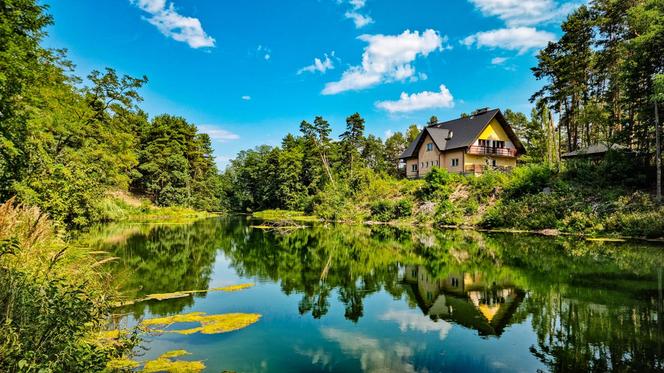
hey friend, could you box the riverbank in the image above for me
[0,195,217,371]
[249,162,664,241]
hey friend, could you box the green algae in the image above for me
[142,311,261,335]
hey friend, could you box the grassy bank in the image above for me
[96,191,216,224]
[252,160,664,240]
[0,199,138,371]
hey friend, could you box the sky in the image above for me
[42,0,580,168]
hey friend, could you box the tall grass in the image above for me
[0,198,136,372]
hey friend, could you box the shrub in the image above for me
[393,199,413,218]
[560,211,600,233]
[604,209,664,238]
[480,193,567,230]
[418,167,459,200]
[504,164,555,199]
[370,200,394,222]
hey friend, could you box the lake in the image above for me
[90,216,664,372]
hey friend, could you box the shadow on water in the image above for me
[88,216,664,372]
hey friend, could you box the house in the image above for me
[399,108,526,178]
[561,142,627,160]
[402,265,524,336]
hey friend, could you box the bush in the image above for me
[480,193,567,230]
[504,164,555,199]
[418,167,459,200]
[604,209,664,238]
[370,199,413,222]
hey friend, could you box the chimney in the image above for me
[471,107,489,116]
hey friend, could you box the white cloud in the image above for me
[491,56,508,65]
[197,125,240,142]
[241,95,251,100]
[339,0,373,28]
[462,27,555,54]
[131,0,215,48]
[468,0,580,27]
[376,84,454,113]
[298,52,335,74]
[345,11,374,28]
[321,328,419,373]
[379,310,453,340]
[323,29,444,95]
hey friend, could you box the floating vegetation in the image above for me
[142,350,205,373]
[113,283,255,307]
[209,283,254,292]
[105,357,140,370]
[586,237,626,242]
[142,312,261,335]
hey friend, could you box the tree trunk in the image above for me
[656,99,661,202]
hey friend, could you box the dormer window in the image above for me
[426,143,433,151]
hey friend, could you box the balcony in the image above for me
[467,145,517,157]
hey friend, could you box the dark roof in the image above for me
[399,109,525,159]
[561,142,627,158]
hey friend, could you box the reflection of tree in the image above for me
[95,216,664,370]
[95,219,223,316]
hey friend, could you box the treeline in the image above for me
[0,2,221,228]
[221,113,424,212]
[532,0,663,155]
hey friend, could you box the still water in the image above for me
[91,216,664,372]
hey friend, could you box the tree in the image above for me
[427,116,439,126]
[654,74,664,202]
[339,113,365,178]
[405,124,420,143]
[385,131,407,176]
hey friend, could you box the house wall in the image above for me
[405,158,419,178]
[464,154,517,168]
[417,133,441,176]
[473,118,514,148]
[465,118,517,171]
[441,149,464,173]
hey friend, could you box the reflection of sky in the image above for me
[379,309,453,340]
[110,232,546,372]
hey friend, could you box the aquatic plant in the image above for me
[142,312,262,335]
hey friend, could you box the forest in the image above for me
[0,0,663,370]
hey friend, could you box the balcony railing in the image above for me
[467,145,517,157]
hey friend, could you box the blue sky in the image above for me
[42,0,578,167]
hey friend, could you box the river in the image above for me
[89,216,664,372]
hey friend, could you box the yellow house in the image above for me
[399,108,525,178]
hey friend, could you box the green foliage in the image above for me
[418,167,459,200]
[504,164,555,199]
[369,199,412,222]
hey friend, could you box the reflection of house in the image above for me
[399,108,526,177]
[403,265,524,336]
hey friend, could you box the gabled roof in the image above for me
[561,142,627,158]
[399,109,526,159]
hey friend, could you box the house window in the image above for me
[492,159,497,167]
[493,140,505,148]
[451,158,459,167]
[479,139,488,147]
[411,164,418,172]
[426,143,433,151]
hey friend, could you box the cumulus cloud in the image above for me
[241,95,251,100]
[131,0,215,48]
[323,29,444,95]
[468,0,580,27]
[197,125,239,142]
[379,310,453,340]
[257,45,272,61]
[298,52,335,74]
[462,27,555,54]
[376,84,454,113]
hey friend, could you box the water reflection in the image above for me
[90,216,664,372]
[403,266,524,337]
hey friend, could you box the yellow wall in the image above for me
[477,118,512,143]
[464,154,516,168]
